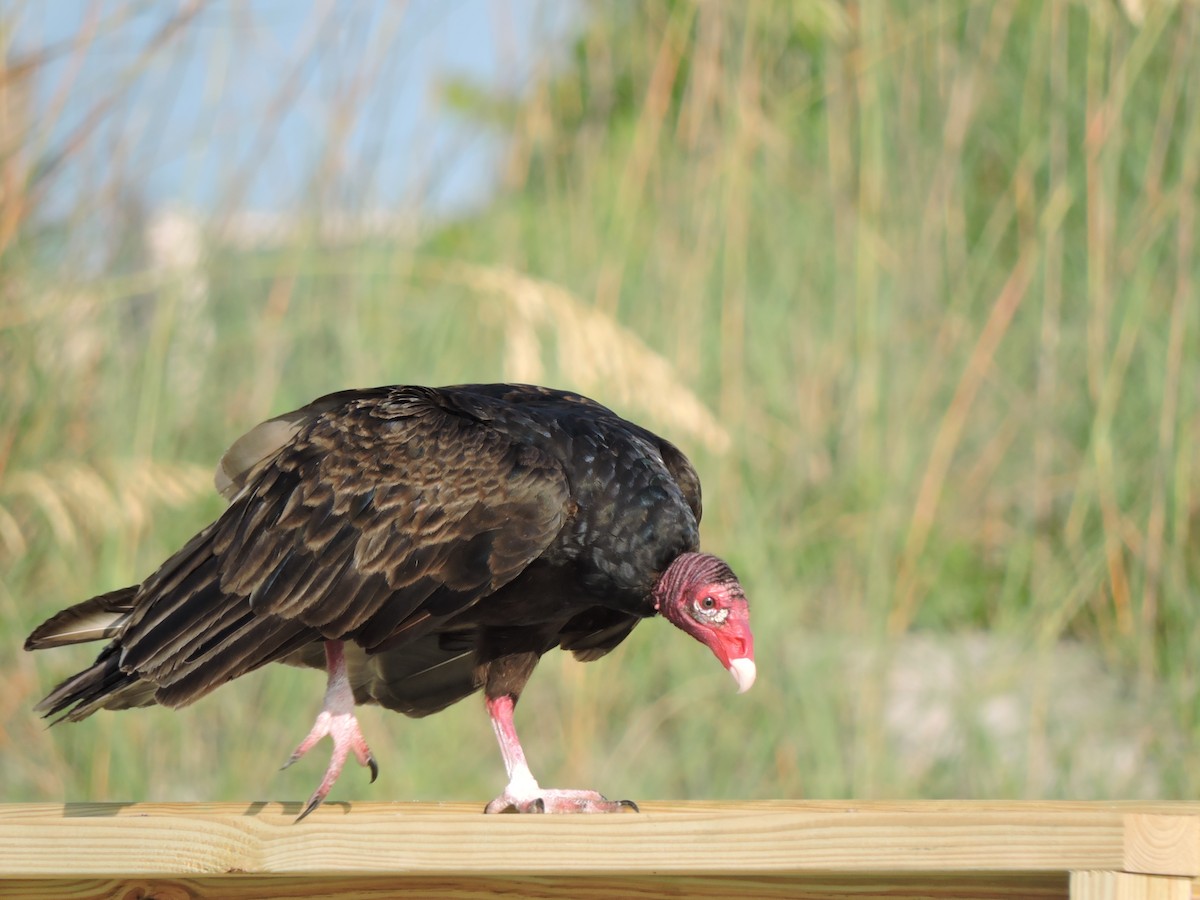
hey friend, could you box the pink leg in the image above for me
[483,694,638,814]
[283,641,378,821]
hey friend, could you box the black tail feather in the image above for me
[33,643,154,723]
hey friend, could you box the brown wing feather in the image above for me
[24,586,137,650]
[108,388,570,708]
[214,388,389,500]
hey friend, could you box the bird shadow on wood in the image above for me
[61,802,137,817]
[242,800,352,818]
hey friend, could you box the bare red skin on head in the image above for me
[654,552,755,671]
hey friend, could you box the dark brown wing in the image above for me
[359,635,479,717]
[558,606,641,662]
[213,388,382,500]
[99,388,571,710]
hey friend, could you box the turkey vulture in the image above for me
[25,384,755,817]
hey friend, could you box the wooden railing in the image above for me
[2,801,1198,898]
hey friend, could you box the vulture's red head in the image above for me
[654,552,756,693]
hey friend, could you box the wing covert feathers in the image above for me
[27,386,575,718]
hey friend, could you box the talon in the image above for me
[367,754,379,784]
[296,792,324,823]
[618,799,640,812]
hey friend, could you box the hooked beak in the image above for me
[713,616,755,694]
[727,656,757,693]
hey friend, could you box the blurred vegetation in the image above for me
[2,0,1199,807]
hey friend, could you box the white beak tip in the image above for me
[728,657,757,694]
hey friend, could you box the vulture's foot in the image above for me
[285,640,378,822]
[483,693,639,813]
[484,787,639,814]
[284,705,378,820]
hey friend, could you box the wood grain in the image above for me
[1070,871,1192,900]
[1,801,1198,900]
[0,874,1073,900]
[1126,815,1200,876]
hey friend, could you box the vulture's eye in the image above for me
[691,595,727,625]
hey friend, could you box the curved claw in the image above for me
[618,799,640,812]
[296,792,324,823]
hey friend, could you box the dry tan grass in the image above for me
[421,259,731,455]
[0,461,212,557]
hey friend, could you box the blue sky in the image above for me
[12,1,576,221]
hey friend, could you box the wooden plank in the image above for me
[0,801,1197,880]
[1070,871,1192,900]
[0,873,1072,900]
